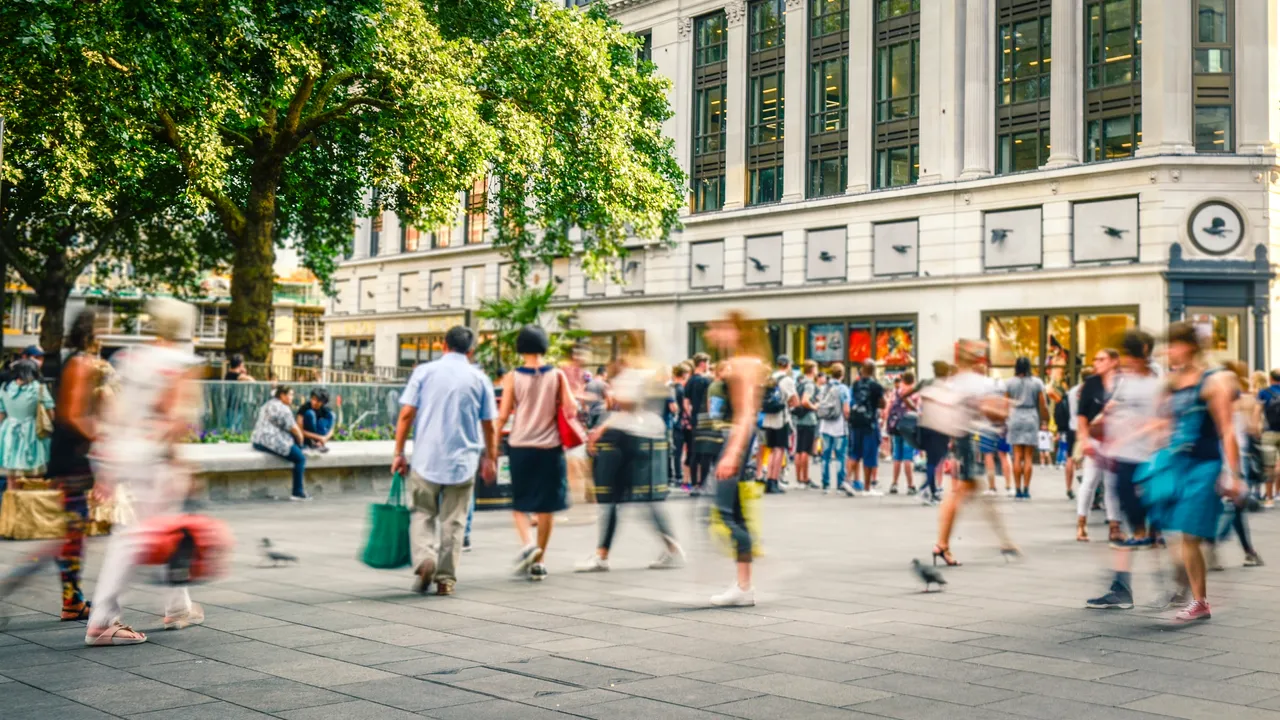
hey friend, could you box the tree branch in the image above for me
[154,105,246,237]
[309,70,355,118]
[297,96,395,139]
[219,125,254,150]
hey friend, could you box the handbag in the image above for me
[360,472,412,569]
[556,371,587,450]
[35,384,53,439]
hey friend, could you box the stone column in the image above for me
[1136,0,1194,156]
[1234,0,1279,155]
[918,0,965,184]
[675,17,694,215]
[781,0,807,201]
[960,0,993,179]
[1045,0,1080,167]
[723,1,749,210]
[846,0,874,193]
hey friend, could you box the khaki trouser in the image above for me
[408,472,473,584]
[1261,431,1280,472]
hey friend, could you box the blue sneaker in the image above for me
[1119,536,1155,550]
[852,481,864,493]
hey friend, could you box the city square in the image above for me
[4,479,1280,720]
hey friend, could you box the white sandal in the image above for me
[84,621,148,646]
[163,603,205,631]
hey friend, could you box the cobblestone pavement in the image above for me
[4,468,1280,719]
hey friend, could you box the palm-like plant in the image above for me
[475,284,588,374]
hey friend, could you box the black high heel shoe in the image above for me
[932,545,961,567]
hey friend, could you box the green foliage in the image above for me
[474,284,587,375]
[4,0,684,361]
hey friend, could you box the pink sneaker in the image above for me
[1174,599,1211,623]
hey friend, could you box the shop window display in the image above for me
[984,309,1136,382]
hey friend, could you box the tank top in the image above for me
[1169,370,1222,462]
[509,366,562,449]
[48,352,94,479]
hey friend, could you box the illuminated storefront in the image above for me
[982,307,1138,382]
[690,315,917,377]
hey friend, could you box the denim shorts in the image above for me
[848,428,879,468]
[891,435,916,462]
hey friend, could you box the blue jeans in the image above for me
[848,427,879,468]
[821,433,847,488]
[254,443,306,497]
[300,408,333,446]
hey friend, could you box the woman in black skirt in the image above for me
[704,312,766,607]
[495,325,578,581]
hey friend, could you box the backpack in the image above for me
[1266,390,1280,432]
[1053,393,1071,433]
[793,377,815,419]
[816,383,843,421]
[761,376,787,414]
[849,379,876,428]
[885,392,908,434]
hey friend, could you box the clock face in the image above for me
[1188,201,1244,256]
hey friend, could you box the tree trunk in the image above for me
[224,181,278,363]
[0,253,8,358]
[35,257,70,382]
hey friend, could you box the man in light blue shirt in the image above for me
[393,326,497,596]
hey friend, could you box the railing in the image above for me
[199,381,404,436]
[227,361,412,385]
[196,315,228,340]
[274,286,325,306]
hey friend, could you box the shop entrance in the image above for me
[982,307,1138,385]
[1187,307,1247,367]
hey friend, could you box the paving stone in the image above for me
[851,671,1022,705]
[980,694,1174,720]
[1067,635,1224,661]
[681,664,775,683]
[491,655,647,687]
[191,677,349,712]
[276,699,426,720]
[745,636,889,663]
[567,696,736,720]
[333,676,490,711]
[231,622,352,647]
[961,635,1116,663]
[5,682,87,714]
[3,658,139,691]
[976,669,1159,706]
[842,694,1030,720]
[261,656,398,686]
[1094,650,1254,680]
[128,658,270,688]
[613,675,763,708]
[968,651,1132,680]
[452,669,580,701]
[1233,673,1280,691]
[0,641,75,668]
[57,678,214,715]
[414,637,547,664]
[342,623,464,647]
[523,688,628,710]
[423,698,587,719]
[707,694,886,720]
[724,672,893,707]
[372,654,482,677]
[1098,669,1280,705]
[857,652,1012,682]
[303,638,432,664]
[853,633,1000,660]
[738,653,889,682]
[1123,693,1280,720]
[126,701,278,720]
[183,639,315,668]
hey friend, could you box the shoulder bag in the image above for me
[556,370,587,450]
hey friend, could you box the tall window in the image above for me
[1193,0,1233,153]
[692,11,727,213]
[369,215,381,257]
[874,0,919,188]
[636,31,653,64]
[1085,0,1142,161]
[996,0,1051,174]
[747,0,785,205]
[808,0,848,198]
[465,177,487,244]
[400,223,420,253]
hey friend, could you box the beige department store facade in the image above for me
[327,0,1280,381]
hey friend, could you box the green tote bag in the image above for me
[361,472,412,569]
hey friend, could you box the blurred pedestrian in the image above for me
[932,340,1018,567]
[760,355,798,494]
[392,326,497,596]
[847,360,885,494]
[910,361,953,505]
[705,312,767,607]
[817,365,851,494]
[689,360,726,496]
[495,325,578,582]
[1147,322,1242,622]
[1255,368,1280,509]
[1077,350,1123,543]
[85,298,205,645]
[886,371,919,495]
[793,360,820,489]
[223,353,255,381]
[0,359,54,477]
[251,386,310,500]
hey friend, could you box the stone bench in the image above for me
[182,441,408,501]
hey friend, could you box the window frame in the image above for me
[1083,0,1142,162]
[1192,0,1234,153]
[808,0,849,199]
[747,0,786,207]
[464,177,488,245]
[873,4,920,189]
[995,0,1052,175]
[692,11,729,213]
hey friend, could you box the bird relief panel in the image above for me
[689,240,725,289]
[550,258,570,298]
[807,228,847,281]
[429,269,451,308]
[620,254,645,293]
[1072,197,1139,263]
[872,220,919,277]
[744,234,783,286]
[1186,200,1245,257]
[983,207,1043,270]
[498,262,515,298]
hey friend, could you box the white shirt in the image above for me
[950,370,998,436]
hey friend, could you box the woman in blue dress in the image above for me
[0,359,54,476]
[1145,322,1243,622]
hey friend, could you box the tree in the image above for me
[7,0,684,362]
[474,284,587,375]
[0,9,218,376]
